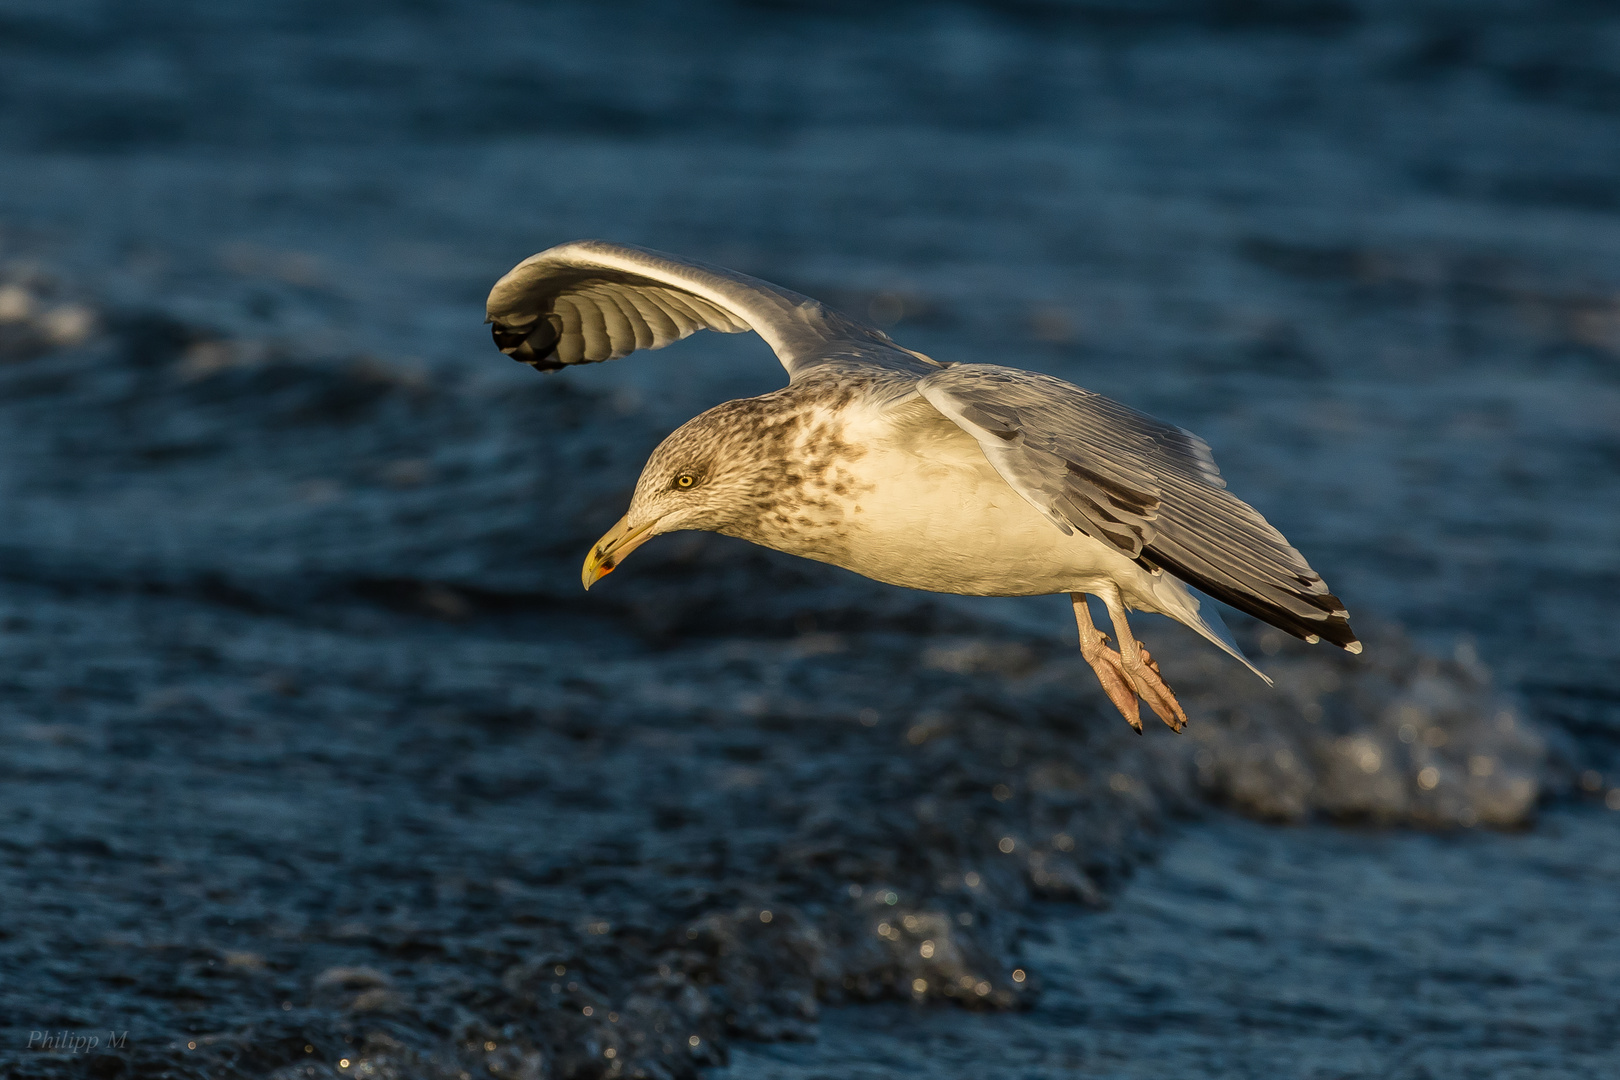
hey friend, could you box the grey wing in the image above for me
[919,364,1359,651]
[486,239,925,381]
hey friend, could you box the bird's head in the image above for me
[581,402,776,590]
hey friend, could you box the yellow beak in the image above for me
[581,514,656,590]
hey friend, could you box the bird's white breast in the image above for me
[771,400,1145,599]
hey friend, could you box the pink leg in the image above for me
[1071,593,1142,733]
[1095,587,1188,733]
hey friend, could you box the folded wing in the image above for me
[919,364,1359,651]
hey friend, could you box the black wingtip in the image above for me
[491,319,563,371]
[1147,546,1360,652]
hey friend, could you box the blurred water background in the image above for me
[1,2,1618,1078]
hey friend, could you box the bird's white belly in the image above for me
[825,443,1138,598]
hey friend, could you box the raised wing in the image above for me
[919,364,1358,651]
[487,239,887,379]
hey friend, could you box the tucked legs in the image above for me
[1070,590,1189,733]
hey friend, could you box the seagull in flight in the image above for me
[487,241,1359,732]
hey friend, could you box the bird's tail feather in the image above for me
[1151,580,1272,686]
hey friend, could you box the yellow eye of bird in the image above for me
[676,474,695,489]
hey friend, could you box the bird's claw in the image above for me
[1071,596,1186,735]
[1078,636,1187,734]
[1130,645,1188,733]
[1077,635,1143,733]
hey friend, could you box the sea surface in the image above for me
[1,2,1617,1077]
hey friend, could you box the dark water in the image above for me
[2,2,1618,1077]
[721,808,1620,1079]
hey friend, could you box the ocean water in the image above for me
[2,2,1618,1077]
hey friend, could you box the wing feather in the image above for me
[554,297,585,365]
[919,364,1358,651]
[604,288,656,351]
[620,289,679,347]
[576,293,614,361]
[581,285,642,354]
[486,239,907,378]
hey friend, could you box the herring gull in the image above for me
[487,240,1360,732]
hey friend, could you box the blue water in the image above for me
[719,809,1620,1078]
[3,3,1618,1074]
